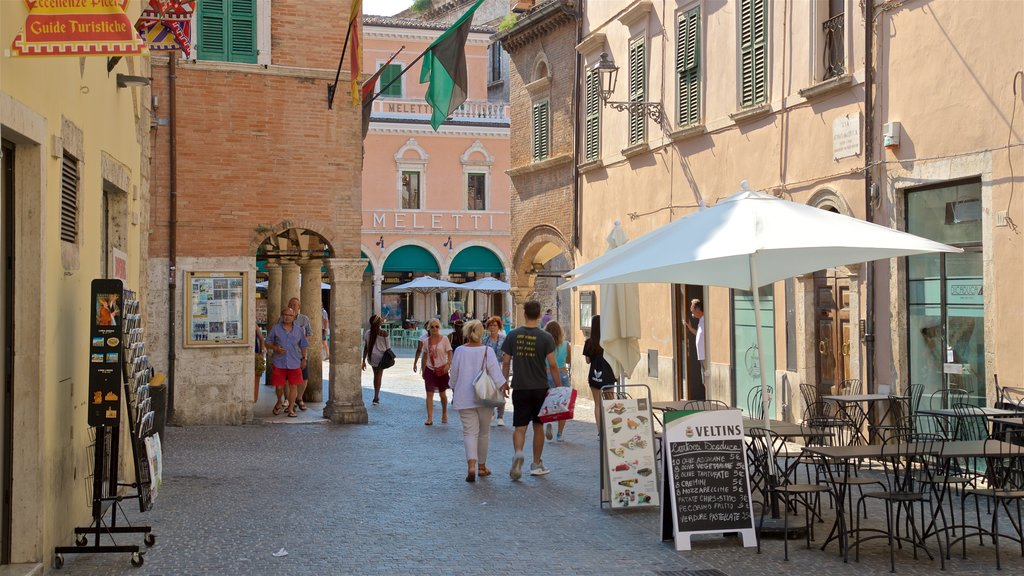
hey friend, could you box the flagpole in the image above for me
[328,15,357,110]
[366,48,429,106]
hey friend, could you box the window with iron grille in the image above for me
[467,173,486,210]
[60,152,78,244]
[739,0,767,107]
[401,171,421,209]
[676,7,701,126]
[584,69,601,162]
[378,63,403,97]
[489,42,503,83]
[628,37,647,145]
[198,0,257,64]
[532,101,550,161]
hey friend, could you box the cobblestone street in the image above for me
[49,356,1024,575]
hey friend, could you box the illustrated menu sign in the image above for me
[11,0,147,57]
[662,409,756,551]
[88,279,124,426]
[602,398,660,509]
[185,271,249,347]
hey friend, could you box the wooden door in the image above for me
[814,270,851,395]
[673,284,706,400]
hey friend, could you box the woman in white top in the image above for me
[361,314,391,405]
[449,320,507,482]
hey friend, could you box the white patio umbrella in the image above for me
[381,275,461,294]
[599,222,641,380]
[458,277,510,293]
[561,181,962,428]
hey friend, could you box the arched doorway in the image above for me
[512,226,574,330]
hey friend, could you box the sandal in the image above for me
[424,421,433,426]
[297,401,307,411]
[272,403,282,416]
[477,464,492,477]
[465,470,476,483]
[288,411,297,418]
[441,416,448,424]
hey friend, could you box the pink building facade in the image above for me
[361,15,511,326]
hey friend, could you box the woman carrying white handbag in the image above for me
[448,320,507,482]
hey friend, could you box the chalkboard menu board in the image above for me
[662,409,756,551]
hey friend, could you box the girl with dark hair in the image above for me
[361,314,391,405]
[583,315,616,430]
[544,321,571,441]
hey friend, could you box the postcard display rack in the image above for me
[54,279,159,569]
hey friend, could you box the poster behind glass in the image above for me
[185,271,249,347]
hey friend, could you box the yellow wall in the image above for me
[1,0,151,562]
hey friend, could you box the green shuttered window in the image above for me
[379,64,403,97]
[628,37,646,145]
[740,0,767,107]
[676,7,700,126]
[584,69,600,162]
[199,0,257,64]
[533,101,550,161]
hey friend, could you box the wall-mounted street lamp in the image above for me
[442,236,454,253]
[593,52,663,123]
[116,74,151,89]
[375,236,385,249]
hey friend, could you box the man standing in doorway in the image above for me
[685,299,707,395]
[288,297,313,411]
[501,300,561,480]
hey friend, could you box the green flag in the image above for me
[420,0,485,130]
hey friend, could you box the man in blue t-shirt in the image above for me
[501,300,561,480]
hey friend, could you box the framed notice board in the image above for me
[661,409,757,551]
[184,271,249,347]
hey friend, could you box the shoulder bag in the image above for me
[473,348,504,408]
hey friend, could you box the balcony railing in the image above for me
[371,98,510,124]
[823,14,845,80]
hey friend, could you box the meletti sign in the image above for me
[11,0,147,56]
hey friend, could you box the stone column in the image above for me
[300,258,324,402]
[280,259,300,309]
[266,261,283,329]
[440,274,450,324]
[504,292,513,320]
[511,287,532,326]
[324,257,369,424]
[372,274,383,317]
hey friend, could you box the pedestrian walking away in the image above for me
[361,314,392,405]
[265,307,309,417]
[544,321,571,442]
[448,320,506,482]
[416,318,452,425]
[482,315,507,427]
[583,315,617,433]
[501,300,561,480]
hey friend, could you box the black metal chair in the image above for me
[956,431,1024,569]
[680,399,729,411]
[748,427,832,560]
[747,385,774,420]
[840,378,863,396]
[870,395,915,445]
[854,433,945,572]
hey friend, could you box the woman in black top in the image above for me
[582,315,617,431]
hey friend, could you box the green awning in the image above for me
[449,246,503,274]
[383,245,440,273]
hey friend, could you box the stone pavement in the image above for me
[49,355,1023,575]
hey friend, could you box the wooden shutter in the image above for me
[60,153,78,244]
[740,0,767,107]
[584,69,601,162]
[228,0,257,64]
[198,0,227,61]
[533,101,549,161]
[676,8,700,126]
[379,64,402,97]
[628,38,646,145]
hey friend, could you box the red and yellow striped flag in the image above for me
[349,0,363,106]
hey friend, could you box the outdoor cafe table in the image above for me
[917,406,1020,438]
[821,393,906,445]
[802,440,1024,562]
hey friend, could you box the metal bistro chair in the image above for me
[956,431,1024,569]
[806,400,885,519]
[870,395,915,445]
[840,378,863,396]
[855,433,945,572]
[748,427,832,560]
[747,385,774,420]
[680,399,730,412]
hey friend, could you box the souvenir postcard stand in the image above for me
[598,384,660,509]
[54,280,155,569]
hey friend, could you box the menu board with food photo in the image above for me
[601,397,660,509]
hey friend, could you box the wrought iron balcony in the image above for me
[823,14,845,80]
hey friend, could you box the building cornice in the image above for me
[575,32,606,55]
[497,0,577,53]
[618,0,653,28]
[506,153,573,177]
[153,56,334,80]
[365,27,492,45]
[368,121,510,138]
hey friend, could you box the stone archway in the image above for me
[511,225,574,327]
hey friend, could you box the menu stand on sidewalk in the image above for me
[54,281,158,569]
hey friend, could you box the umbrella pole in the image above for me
[749,258,771,432]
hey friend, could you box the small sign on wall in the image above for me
[184,271,249,347]
[832,112,861,160]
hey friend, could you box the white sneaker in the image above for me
[510,453,524,481]
[490,419,497,427]
[529,461,550,476]
[496,418,505,427]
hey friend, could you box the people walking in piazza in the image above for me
[482,316,507,427]
[254,326,266,403]
[286,297,313,411]
[448,320,506,482]
[544,321,571,442]
[265,307,309,418]
[321,306,330,362]
[417,318,452,425]
[412,320,428,373]
[501,300,561,480]
[361,314,391,406]
[541,308,552,327]
[583,315,617,432]
[449,319,466,350]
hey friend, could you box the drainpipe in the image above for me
[863,1,875,393]
[167,53,178,419]
[569,0,582,249]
